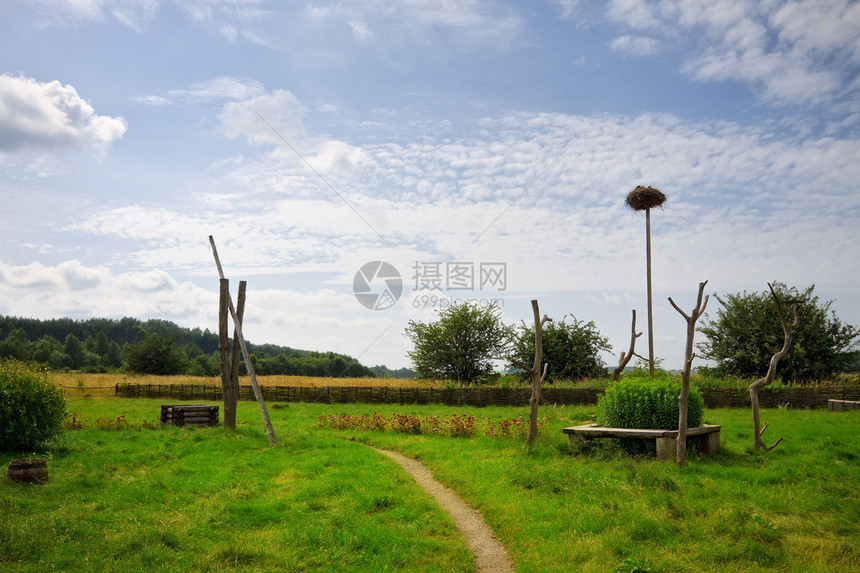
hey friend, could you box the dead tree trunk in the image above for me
[750,283,800,452]
[668,281,709,467]
[512,300,551,447]
[613,309,644,381]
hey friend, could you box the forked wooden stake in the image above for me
[210,235,277,447]
[668,281,709,466]
[613,309,644,381]
[749,283,800,452]
[512,299,551,447]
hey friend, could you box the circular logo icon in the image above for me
[353,261,403,310]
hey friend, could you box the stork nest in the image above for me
[626,185,667,211]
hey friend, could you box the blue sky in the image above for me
[1,0,858,371]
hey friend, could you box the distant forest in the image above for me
[0,315,391,378]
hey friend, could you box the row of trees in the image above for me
[404,283,859,385]
[0,315,376,378]
[405,303,612,385]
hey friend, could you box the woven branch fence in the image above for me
[114,383,860,409]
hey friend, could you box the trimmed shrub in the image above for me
[597,378,704,430]
[0,360,67,451]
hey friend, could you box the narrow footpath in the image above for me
[373,448,514,573]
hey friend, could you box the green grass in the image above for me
[3,398,860,572]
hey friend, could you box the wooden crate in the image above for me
[8,458,48,484]
[161,404,219,427]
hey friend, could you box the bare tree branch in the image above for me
[668,280,709,466]
[613,309,643,381]
[524,300,551,447]
[750,283,800,452]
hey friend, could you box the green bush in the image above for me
[597,378,704,430]
[0,360,67,451]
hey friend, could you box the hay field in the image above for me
[54,372,437,391]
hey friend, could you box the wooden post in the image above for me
[226,280,246,429]
[668,280,709,466]
[218,279,236,430]
[613,309,643,381]
[209,236,277,447]
[646,208,655,376]
[749,283,798,451]
[512,299,551,447]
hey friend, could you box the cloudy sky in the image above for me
[1,0,858,372]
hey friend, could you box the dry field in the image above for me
[54,372,439,394]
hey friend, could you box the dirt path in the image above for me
[373,448,514,573]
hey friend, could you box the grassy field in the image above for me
[55,371,860,393]
[2,396,859,572]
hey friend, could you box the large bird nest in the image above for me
[626,185,667,211]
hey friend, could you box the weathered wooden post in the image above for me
[749,283,799,452]
[218,279,244,430]
[209,235,277,447]
[613,309,643,381]
[668,280,709,466]
[512,299,551,447]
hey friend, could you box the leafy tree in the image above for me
[64,333,85,369]
[32,335,62,365]
[698,283,859,382]
[0,329,32,361]
[405,302,514,384]
[508,315,612,383]
[123,332,188,375]
[187,354,219,377]
[103,341,124,369]
[95,331,111,356]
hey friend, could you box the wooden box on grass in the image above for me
[160,404,219,427]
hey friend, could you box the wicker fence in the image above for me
[114,383,860,409]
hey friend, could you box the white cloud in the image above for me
[0,74,127,153]
[62,110,860,297]
[129,94,171,106]
[31,0,159,30]
[349,20,372,41]
[170,76,267,103]
[601,1,860,107]
[658,0,860,106]
[0,258,213,323]
[219,88,307,146]
[608,0,660,29]
[610,34,659,56]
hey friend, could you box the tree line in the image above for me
[404,283,859,385]
[0,315,376,378]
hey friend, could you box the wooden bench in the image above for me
[563,424,721,460]
[828,399,860,411]
[161,404,219,427]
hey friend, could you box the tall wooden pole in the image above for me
[218,279,237,430]
[229,281,247,413]
[646,208,654,376]
[209,236,277,447]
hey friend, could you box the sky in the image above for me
[1,0,858,372]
